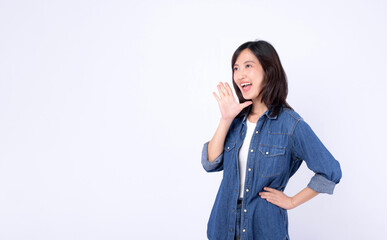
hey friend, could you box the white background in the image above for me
[1,0,386,239]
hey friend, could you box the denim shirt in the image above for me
[201,105,342,240]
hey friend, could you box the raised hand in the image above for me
[212,82,253,121]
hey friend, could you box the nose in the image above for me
[236,70,247,82]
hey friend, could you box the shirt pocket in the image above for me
[224,141,236,152]
[257,144,286,177]
[223,140,236,171]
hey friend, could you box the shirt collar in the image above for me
[241,104,278,123]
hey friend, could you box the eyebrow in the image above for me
[234,60,255,66]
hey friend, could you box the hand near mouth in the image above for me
[213,82,253,121]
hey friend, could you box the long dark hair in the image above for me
[232,40,293,118]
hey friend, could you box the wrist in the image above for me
[290,197,297,209]
[220,117,233,126]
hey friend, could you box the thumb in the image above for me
[241,101,253,109]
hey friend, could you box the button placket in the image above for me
[238,117,265,238]
[241,116,265,238]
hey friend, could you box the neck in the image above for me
[249,98,268,116]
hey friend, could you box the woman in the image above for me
[201,40,342,240]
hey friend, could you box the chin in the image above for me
[243,93,257,100]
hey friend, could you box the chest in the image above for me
[239,118,290,148]
[224,119,293,177]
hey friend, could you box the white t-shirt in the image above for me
[238,118,257,198]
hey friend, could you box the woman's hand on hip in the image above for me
[259,187,295,210]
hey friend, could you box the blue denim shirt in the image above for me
[201,105,342,240]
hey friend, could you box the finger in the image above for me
[259,192,271,198]
[265,196,276,204]
[260,194,268,199]
[267,198,279,206]
[222,82,232,96]
[219,83,228,97]
[264,187,278,193]
[241,101,253,108]
[212,92,220,102]
[260,191,281,203]
[263,195,279,204]
[217,84,226,97]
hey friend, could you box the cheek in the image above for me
[255,73,265,83]
[251,72,262,83]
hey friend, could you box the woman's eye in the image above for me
[234,67,238,71]
[246,64,251,68]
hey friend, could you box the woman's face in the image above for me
[233,48,265,101]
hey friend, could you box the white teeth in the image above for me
[241,83,252,87]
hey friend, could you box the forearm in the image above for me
[291,187,319,208]
[207,118,233,162]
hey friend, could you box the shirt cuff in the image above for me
[307,173,337,194]
[201,141,223,172]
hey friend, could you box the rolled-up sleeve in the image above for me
[201,140,224,172]
[290,119,342,194]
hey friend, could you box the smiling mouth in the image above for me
[241,82,252,87]
[241,83,252,92]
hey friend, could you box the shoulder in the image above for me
[280,108,303,121]
[275,107,304,126]
[279,108,317,137]
[267,108,304,135]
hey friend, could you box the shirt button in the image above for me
[243,229,246,232]
[227,147,230,149]
[244,209,247,212]
[248,168,251,171]
[256,130,259,133]
[232,209,235,212]
[242,132,244,135]
[250,149,254,152]
[246,189,249,192]
[230,228,233,232]
[266,151,269,155]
